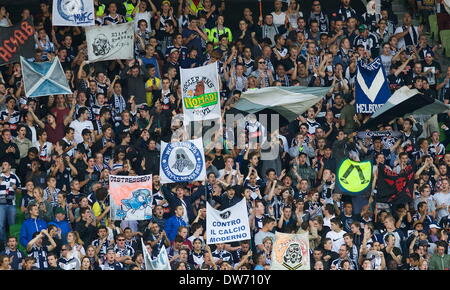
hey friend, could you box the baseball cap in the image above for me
[429,223,441,230]
[358,24,368,32]
[169,48,179,54]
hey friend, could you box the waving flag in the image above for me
[141,239,171,270]
[362,86,450,129]
[159,138,206,184]
[21,56,72,97]
[235,86,330,122]
[376,164,415,204]
[356,57,390,114]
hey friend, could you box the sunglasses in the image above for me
[117,239,125,241]
[61,248,68,251]
[258,61,265,64]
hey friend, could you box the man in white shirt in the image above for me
[393,13,421,50]
[69,107,94,144]
[326,218,346,253]
[433,179,450,222]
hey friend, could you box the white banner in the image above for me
[270,232,310,270]
[206,198,251,245]
[85,22,134,62]
[159,138,206,184]
[52,0,95,26]
[141,239,171,270]
[180,62,221,123]
[109,175,153,220]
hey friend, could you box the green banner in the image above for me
[183,92,218,109]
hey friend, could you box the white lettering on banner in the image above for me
[356,103,383,113]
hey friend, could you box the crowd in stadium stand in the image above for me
[0,0,450,270]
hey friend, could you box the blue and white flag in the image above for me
[159,138,206,184]
[142,239,171,270]
[20,56,72,98]
[52,0,95,26]
[356,57,390,114]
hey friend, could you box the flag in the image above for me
[376,164,415,204]
[85,22,134,62]
[337,159,372,195]
[141,238,171,270]
[0,18,35,65]
[21,56,72,97]
[234,86,330,121]
[271,232,310,270]
[180,62,221,123]
[52,0,95,26]
[159,138,206,184]
[362,86,450,130]
[206,198,251,245]
[109,175,153,220]
[356,57,391,113]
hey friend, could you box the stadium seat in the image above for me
[440,30,450,57]
[429,14,438,41]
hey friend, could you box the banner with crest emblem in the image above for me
[271,232,310,270]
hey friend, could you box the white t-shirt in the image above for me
[326,230,346,253]
[70,119,94,144]
[433,192,450,222]
[134,11,153,32]
[271,12,287,27]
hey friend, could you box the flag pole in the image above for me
[258,0,263,19]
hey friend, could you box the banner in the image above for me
[0,18,35,65]
[270,232,310,270]
[52,0,95,26]
[141,239,171,270]
[337,159,372,194]
[159,138,206,184]
[361,86,450,130]
[357,130,402,139]
[356,57,390,113]
[85,22,134,62]
[376,164,415,204]
[180,62,221,122]
[21,56,72,97]
[109,174,153,220]
[206,198,251,244]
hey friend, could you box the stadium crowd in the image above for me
[0,0,450,271]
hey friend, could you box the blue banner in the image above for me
[356,57,391,114]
